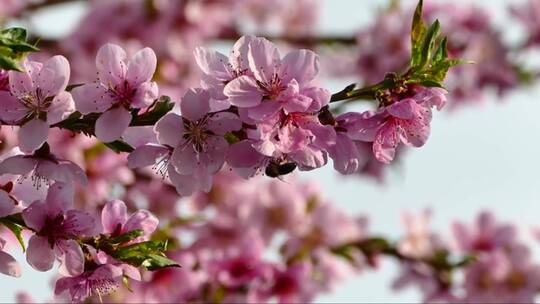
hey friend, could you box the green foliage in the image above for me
[407,0,469,87]
[0,27,39,71]
[112,239,180,271]
[0,214,27,251]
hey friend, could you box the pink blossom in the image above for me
[352,87,446,164]
[0,236,21,277]
[22,182,95,276]
[0,144,87,188]
[54,263,123,303]
[224,36,330,122]
[154,88,241,195]
[397,209,444,259]
[100,199,158,242]
[452,211,517,253]
[0,181,18,217]
[194,35,254,110]
[253,111,336,171]
[72,43,158,142]
[511,0,540,47]
[0,57,74,153]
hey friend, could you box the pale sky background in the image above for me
[2,0,540,302]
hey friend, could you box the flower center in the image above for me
[258,74,284,101]
[183,117,212,153]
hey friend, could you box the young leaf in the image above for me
[419,20,441,69]
[0,217,26,251]
[410,0,426,67]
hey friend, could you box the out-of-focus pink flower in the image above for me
[0,236,20,277]
[0,57,74,153]
[153,88,241,195]
[511,0,540,47]
[72,43,158,142]
[22,182,95,276]
[397,209,444,259]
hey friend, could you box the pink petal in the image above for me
[247,37,280,83]
[72,83,115,114]
[194,47,231,80]
[0,251,21,277]
[101,199,128,234]
[206,112,242,135]
[64,209,96,236]
[127,144,170,168]
[26,235,55,271]
[328,135,360,175]
[347,111,386,142]
[8,60,42,96]
[131,81,158,108]
[180,88,210,122]
[126,47,157,87]
[246,99,282,121]
[227,140,265,176]
[154,113,183,147]
[18,119,49,153]
[36,160,88,185]
[121,264,141,281]
[279,49,319,85]
[123,126,158,147]
[0,190,15,217]
[0,91,27,123]
[387,99,416,120]
[399,103,432,148]
[45,182,74,216]
[47,91,75,125]
[22,200,47,231]
[198,136,228,174]
[223,75,263,108]
[0,155,36,176]
[96,43,127,86]
[170,145,197,175]
[124,209,159,237]
[55,239,84,277]
[373,122,399,164]
[36,56,70,97]
[167,165,198,196]
[95,107,132,142]
[229,35,254,71]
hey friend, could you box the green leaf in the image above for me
[141,254,180,271]
[0,217,26,251]
[131,96,174,126]
[418,20,441,69]
[108,229,144,245]
[104,140,134,153]
[410,0,426,67]
[1,28,27,41]
[433,36,448,64]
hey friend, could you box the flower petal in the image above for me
[124,209,159,238]
[131,81,158,108]
[247,37,280,83]
[36,160,88,185]
[45,182,74,216]
[26,235,55,272]
[280,49,319,85]
[55,239,84,277]
[126,47,157,87]
[22,200,47,231]
[0,251,21,277]
[36,55,70,97]
[8,60,42,96]
[0,91,27,123]
[95,107,132,143]
[47,91,75,125]
[0,190,15,218]
[0,155,36,176]
[96,43,127,86]
[373,122,399,164]
[206,112,242,135]
[72,83,115,114]
[223,75,263,108]
[101,199,128,234]
[154,113,183,147]
[194,47,231,80]
[180,88,210,122]
[170,146,197,175]
[18,119,49,154]
[127,144,170,169]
